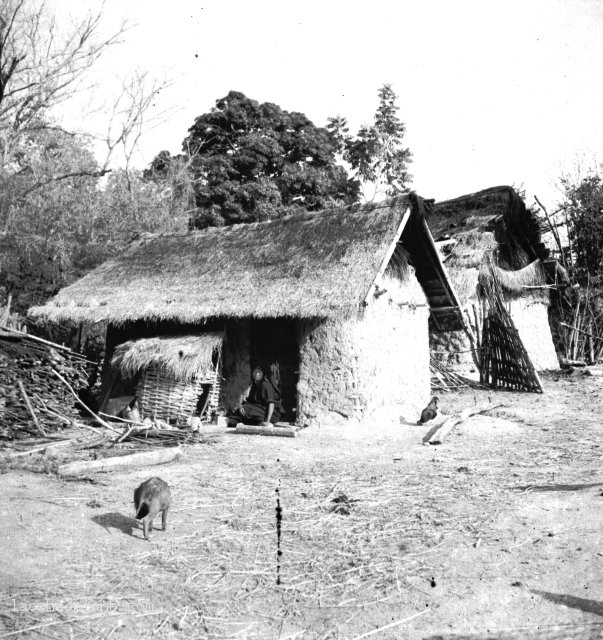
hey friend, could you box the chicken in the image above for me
[418,396,439,424]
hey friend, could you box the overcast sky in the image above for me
[59,0,603,206]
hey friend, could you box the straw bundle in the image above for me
[111,334,223,382]
[479,260,549,304]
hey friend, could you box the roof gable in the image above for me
[430,185,549,268]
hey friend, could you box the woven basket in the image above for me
[137,365,207,422]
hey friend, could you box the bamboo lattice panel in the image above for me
[480,264,543,393]
[481,315,542,392]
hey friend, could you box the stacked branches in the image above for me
[0,330,96,438]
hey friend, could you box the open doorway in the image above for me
[251,319,299,422]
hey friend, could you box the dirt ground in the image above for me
[0,372,602,640]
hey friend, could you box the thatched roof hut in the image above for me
[428,186,559,371]
[31,195,461,426]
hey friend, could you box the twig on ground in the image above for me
[349,609,430,639]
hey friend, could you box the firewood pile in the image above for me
[0,329,97,439]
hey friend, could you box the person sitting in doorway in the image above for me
[234,366,284,426]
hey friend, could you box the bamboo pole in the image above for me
[17,380,46,437]
[51,368,121,434]
[560,322,603,344]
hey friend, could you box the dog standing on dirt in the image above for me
[134,477,171,540]
[418,397,439,424]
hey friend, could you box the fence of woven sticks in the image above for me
[479,265,544,393]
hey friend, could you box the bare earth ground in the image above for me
[0,372,602,640]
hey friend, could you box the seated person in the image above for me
[232,366,284,426]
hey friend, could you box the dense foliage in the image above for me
[559,173,603,283]
[0,127,190,314]
[181,91,360,228]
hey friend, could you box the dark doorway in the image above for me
[251,319,299,422]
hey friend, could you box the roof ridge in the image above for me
[134,196,411,242]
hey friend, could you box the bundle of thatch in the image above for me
[478,260,550,304]
[112,333,223,382]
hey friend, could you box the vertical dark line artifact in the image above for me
[275,480,283,585]
[276,489,283,584]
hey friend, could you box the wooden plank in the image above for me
[423,404,503,445]
[58,447,182,476]
[234,423,298,438]
[431,306,464,314]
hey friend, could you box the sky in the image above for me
[54,0,603,207]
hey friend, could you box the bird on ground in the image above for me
[418,397,439,424]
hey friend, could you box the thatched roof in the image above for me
[428,186,553,307]
[112,333,223,381]
[431,185,549,270]
[29,196,455,325]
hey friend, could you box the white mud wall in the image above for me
[508,299,559,370]
[297,274,430,426]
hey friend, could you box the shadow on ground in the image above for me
[423,592,603,640]
[92,512,137,536]
[424,622,603,639]
[530,589,603,616]
[513,482,603,492]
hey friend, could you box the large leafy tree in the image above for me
[181,91,360,228]
[328,84,412,200]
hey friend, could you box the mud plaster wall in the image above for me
[297,274,430,425]
[508,299,559,370]
[220,320,251,411]
[430,328,476,375]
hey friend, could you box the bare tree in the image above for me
[0,0,127,166]
[100,69,173,186]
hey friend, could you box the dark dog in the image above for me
[134,477,171,540]
[418,397,439,424]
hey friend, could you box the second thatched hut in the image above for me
[428,186,559,373]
